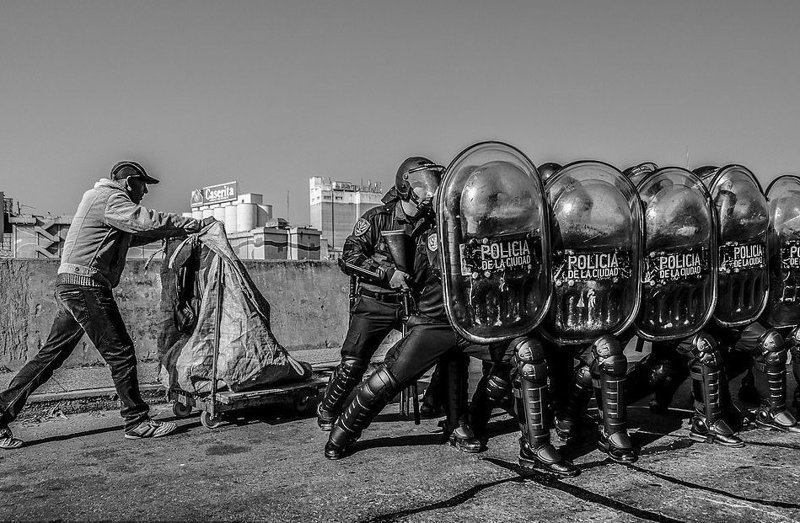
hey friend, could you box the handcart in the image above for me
[169,366,332,429]
[167,258,335,429]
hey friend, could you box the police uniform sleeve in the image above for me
[339,209,395,284]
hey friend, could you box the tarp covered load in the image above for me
[160,222,312,394]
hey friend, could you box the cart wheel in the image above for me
[294,392,315,415]
[200,411,224,429]
[172,402,192,418]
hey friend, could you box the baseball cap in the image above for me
[110,161,160,184]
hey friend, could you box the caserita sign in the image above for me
[191,181,238,207]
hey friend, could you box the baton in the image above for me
[399,289,420,424]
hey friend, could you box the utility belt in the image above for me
[359,287,403,304]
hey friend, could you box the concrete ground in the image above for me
[2,392,800,522]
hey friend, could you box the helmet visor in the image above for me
[406,165,443,202]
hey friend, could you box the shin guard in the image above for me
[318,357,367,429]
[512,337,577,476]
[590,335,636,462]
[753,329,800,432]
[327,366,399,455]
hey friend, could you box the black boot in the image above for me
[317,357,367,431]
[591,336,637,463]
[518,436,578,477]
[753,360,800,433]
[686,335,744,447]
[512,337,578,477]
[440,419,483,453]
[324,366,398,460]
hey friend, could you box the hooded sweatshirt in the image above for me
[58,178,194,288]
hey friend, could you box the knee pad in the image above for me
[341,356,367,373]
[512,336,547,382]
[485,372,513,403]
[574,364,592,389]
[755,329,787,368]
[688,333,721,370]
[361,366,399,402]
[591,335,625,377]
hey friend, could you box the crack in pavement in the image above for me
[623,463,800,510]
[362,475,526,523]
[366,457,682,523]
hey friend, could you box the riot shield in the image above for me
[437,141,551,344]
[623,162,659,183]
[765,175,800,327]
[540,161,642,345]
[697,165,769,327]
[632,166,717,341]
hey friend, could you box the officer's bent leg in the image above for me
[317,297,400,430]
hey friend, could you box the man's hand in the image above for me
[389,270,411,290]
[183,219,201,234]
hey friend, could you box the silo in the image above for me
[224,205,238,232]
[213,206,226,223]
[256,205,270,227]
[237,203,257,232]
[191,209,203,220]
[201,208,214,219]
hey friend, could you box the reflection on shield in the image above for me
[765,175,800,327]
[541,161,642,345]
[631,166,717,341]
[438,141,551,344]
[697,165,769,327]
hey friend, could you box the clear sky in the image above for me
[1,0,799,224]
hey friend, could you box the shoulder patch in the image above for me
[354,218,370,236]
[427,233,438,252]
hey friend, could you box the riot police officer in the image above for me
[437,143,577,476]
[324,156,484,460]
[316,157,444,431]
[622,163,742,447]
[694,166,800,434]
[537,161,643,464]
[759,175,800,420]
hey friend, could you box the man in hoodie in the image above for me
[0,161,200,449]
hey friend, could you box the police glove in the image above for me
[389,269,411,291]
[183,219,202,234]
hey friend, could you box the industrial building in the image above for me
[185,181,321,261]
[308,177,384,257]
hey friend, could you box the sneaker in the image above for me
[0,426,23,450]
[124,419,178,440]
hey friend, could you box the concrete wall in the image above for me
[0,259,399,393]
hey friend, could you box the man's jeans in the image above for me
[0,284,150,430]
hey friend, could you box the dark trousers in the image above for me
[0,284,149,430]
[340,295,403,361]
[382,316,489,387]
